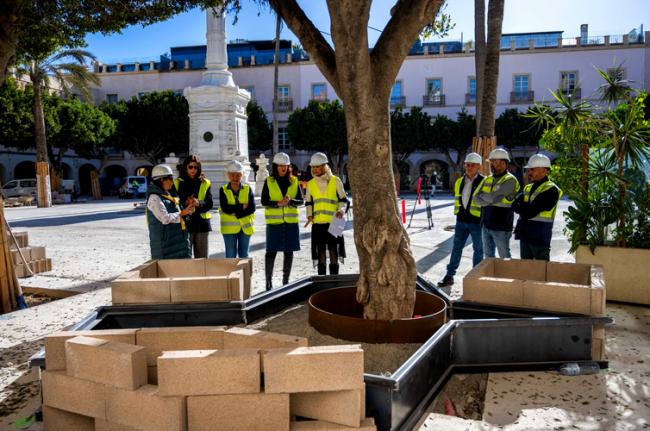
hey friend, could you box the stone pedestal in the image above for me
[254,154,269,197]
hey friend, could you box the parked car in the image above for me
[1,179,37,198]
[120,176,148,198]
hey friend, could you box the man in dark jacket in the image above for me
[438,153,485,287]
[512,154,562,260]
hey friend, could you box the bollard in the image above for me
[401,199,407,224]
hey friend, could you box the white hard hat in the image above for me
[151,164,174,179]
[524,153,551,169]
[464,152,482,164]
[226,160,244,173]
[310,152,328,166]
[273,152,290,165]
[488,148,511,162]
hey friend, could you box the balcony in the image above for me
[560,87,582,100]
[465,93,477,105]
[422,94,446,106]
[510,91,535,104]
[390,96,406,109]
[274,98,294,112]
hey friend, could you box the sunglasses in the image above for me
[187,165,199,170]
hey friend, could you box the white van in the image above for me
[120,176,148,198]
[1,179,37,198]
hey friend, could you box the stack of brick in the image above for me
[111,258,252,305]
[8,231,52,278]
[41,325,376,430]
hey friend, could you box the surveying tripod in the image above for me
[407,185,434,229]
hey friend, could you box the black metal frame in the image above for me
[30,274,612,431]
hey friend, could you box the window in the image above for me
[311,83,327,101]
[243,86,255,100]
[560,71,578,93]
[106,94,118,104]
[513,74,529,97]
[468,78,476,98]
[277,85,290,99]
[425,78,442,102]
[278,127,291,151]
[390,81,403,106]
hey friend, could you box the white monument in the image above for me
[184,8,251,186]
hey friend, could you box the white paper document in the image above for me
[327,216,346,237]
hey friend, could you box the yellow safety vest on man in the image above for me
[307,176,339,224]
[265,177,299,224]
[220,184,255,235]
[173,178,212,219]
[453,176,482,218]
[523,180,563,223]
[479,172,520,207]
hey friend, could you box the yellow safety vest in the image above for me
[173,177,212,219]
[307,176,339,224]
[480,172,520,207]
[220,184,255,235]
[523,180,563,223]
[453,176,482,218]
[265,177,299,224]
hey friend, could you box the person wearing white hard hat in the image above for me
[473,147,521,258]
[438,153,486,287]
[146,164,192,260]
[218,160,256,258]
[512,154,562,260]
[305,152,348,275]
[261,153,304,290]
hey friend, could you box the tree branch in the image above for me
[371,0,444,89]
[267,0,339,94]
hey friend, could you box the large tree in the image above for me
[246,100,272,154]
[391,106,432,164]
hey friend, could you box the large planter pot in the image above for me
[575,245,650,305]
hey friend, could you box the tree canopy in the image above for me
[391,107,432,163]
[246,100,272,153]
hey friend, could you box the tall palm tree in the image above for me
[272,12,282,155]
[17,48,99,207]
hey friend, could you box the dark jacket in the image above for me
[176,177,213,233]
[456,173,484,224]
[479,171,520,232]
[513,177,561,247]
[146,183,191,260]
[261,175,304,208]
[219,183,256,219]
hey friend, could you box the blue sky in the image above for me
[85,0,649,64]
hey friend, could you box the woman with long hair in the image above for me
[174,155,213,258]
[219,160,255,258]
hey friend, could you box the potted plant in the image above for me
[526,65,650,304]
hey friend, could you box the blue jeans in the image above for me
[223,232,251,258]
[482,227,512,258]
[446,221,484,277]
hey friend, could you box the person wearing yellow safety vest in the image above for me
[261,152,304,291]
[305,152,348,275]
[218,160,255,258]
[512,154,562,261]
[146,164,192,260]
[438,153,485,288]
[473,148,521,258]
[174,155,213,258]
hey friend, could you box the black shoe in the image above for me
[265,280,273,291]
[437,275,454,287]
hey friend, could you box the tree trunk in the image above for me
[32,74,52,208]
[474,0,486,134]
[0,0,18,86]
[271,12,281,154]
[477,0,504,137]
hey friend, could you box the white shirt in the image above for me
[461,174,478,209]
[147,194,181,225]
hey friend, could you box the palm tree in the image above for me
[17,48,99,207]
[271,12,282,155]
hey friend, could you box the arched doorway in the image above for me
[14,161,35,179]
[78,164,97,196]
[135,165,153,177]
[101,165,127,196]
[60,163,74,179]
[396,161,411,191]
[419,159,450,191]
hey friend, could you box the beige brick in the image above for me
[147,366,158,385]
[223,327,308,369]
[523,281,592,314]
[290,418,376,430]
[227,270,245,300]
[106,385,186,431]
[546,261,591,285]
[158,349,260,396]
[188,392,289,431]
[264,345,364,394]
[111,278,171,305]
[95,419,141,431]
[30,245,46,260]
[493,258,547,282]
[290,388,364,427]
[157,258,206,277]
[132,260,158,278]
[170,276,231,303]
[45,329,137,371]
[65,336,147,390]
[43,406,94,431]
[462,276,524,306]
[41,370,106,419]
[206,258,253,299]
[135,326,225,366]
[592,325,606,360]
[45,257,52,271]
[590,287,606,316]
[10,247,31,265]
